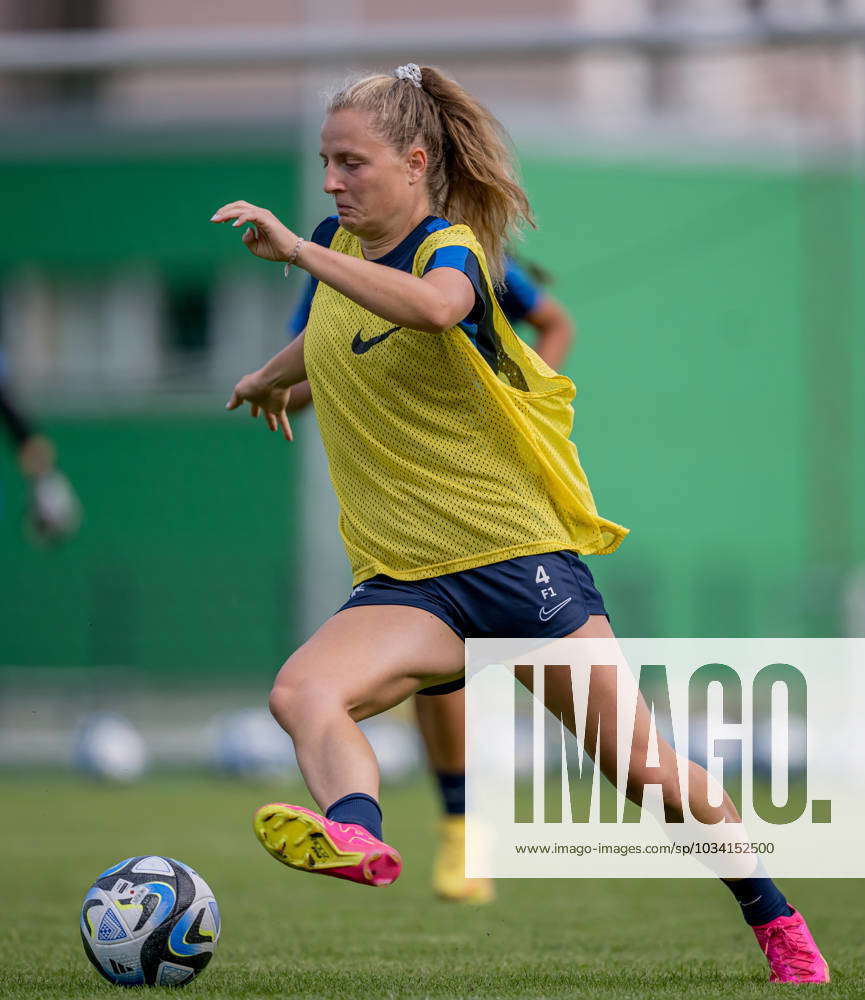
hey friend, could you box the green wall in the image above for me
[0,416,299,678]
[2,147,863,677]
[520,157,865,637]
[1,147,303,677]
[0,151,298,276]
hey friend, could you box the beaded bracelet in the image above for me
[283,236,305,277]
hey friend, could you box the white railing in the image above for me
[0,14,864,75]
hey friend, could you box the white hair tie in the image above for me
[394,64,423,89]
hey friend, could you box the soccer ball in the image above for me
[73,714,148,782]
[211,707,297,778]
[80,856,220,987]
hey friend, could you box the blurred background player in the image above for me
[284,255,575,903]
[0,351,81,546]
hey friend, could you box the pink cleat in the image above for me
[751,907,830,983]
[252,802,402,887]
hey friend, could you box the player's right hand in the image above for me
[225,371,293,441]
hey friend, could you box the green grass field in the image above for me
[1,774,861,999]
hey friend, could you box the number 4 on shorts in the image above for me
[535,564,550,585]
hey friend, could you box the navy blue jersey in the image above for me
[286,228,539,339]
[498,259,542,324]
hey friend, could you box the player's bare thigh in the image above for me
[270,604,465,724]
[515,614,626,767]
[514,613,613,690]
[515,614,682,799]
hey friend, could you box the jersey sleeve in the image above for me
[498,259,542,324]
[421,244,486,325]
[287,277,315,338]
[0,383,33,446]
[285,215,341,339]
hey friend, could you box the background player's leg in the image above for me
[415,689,464,799]
[415,689,495,902]
[415,688,464,772]
[270,604,464,811]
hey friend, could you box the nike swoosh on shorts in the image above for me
[351,326,401,355]
[538,597,573,622]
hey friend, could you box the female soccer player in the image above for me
[284,255,574,904]
[211,64,828,983]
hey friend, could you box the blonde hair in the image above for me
[327,65,534,285]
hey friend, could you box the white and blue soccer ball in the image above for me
[752,713,807,779]
[73,714,148,782]
[80,856,220,988]
[211,708,298,778]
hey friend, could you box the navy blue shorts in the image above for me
[337,550,608,696]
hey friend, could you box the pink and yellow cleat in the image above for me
[752,907,830,983]
[252,802,402,887]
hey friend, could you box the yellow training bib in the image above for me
[303,218,627,585]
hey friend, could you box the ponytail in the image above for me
[327,65,534,284]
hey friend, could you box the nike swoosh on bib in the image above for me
[351,325,402,355]
[538,597,573,622]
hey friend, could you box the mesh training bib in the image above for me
[303,220,628,586]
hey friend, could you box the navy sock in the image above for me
[722,876,793,926]
[435,770,466,815]
[325,793,383,840]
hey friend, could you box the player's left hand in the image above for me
[225,369,293,441]
[17,434,55,478]
[210,201,298,262]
